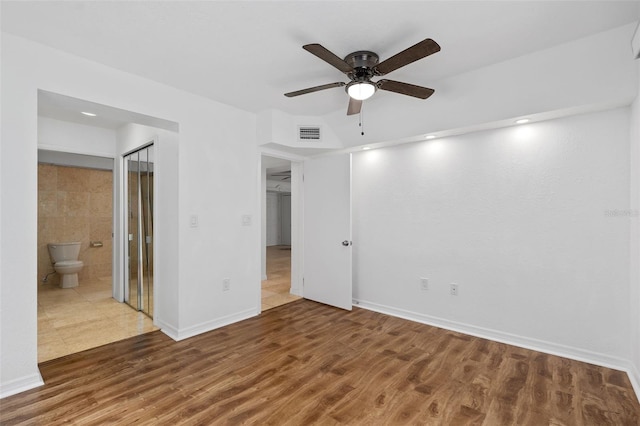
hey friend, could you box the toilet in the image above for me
[47,242,84,288]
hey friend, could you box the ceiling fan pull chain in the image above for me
[360,108,365,136]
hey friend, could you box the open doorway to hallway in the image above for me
[262,156,301,310]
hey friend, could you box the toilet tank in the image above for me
[48,242,81,262]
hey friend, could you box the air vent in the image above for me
[298,126,321,141]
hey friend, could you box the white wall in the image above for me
[38,116,116,157]
[0,33,260,397]
[257,109,343,150]
[630,57,640,391]
[353,108,632,368]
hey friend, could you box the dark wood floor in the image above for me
[2,299,639,425]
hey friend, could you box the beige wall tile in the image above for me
[38,164,57,191]
[38,216,59,245]
[58,191,90,217]
[89,192,112,218]
[89,169,113,194]
[57,166,91,192]
[91,263,113,279]
[90,244,112,264]
[61,216,90,243]
[38,191,57,217]
[38,164,114,287]
[90,217,112,242]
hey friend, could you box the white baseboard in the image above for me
[353,298,640,402]
[165,308,258,341]
[627,363,640,403]
[0,372,44,399]
[156,318,180,341]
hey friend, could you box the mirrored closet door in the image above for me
[124,144,154,317]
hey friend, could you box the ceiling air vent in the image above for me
[298,126,321,142]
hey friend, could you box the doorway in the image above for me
[261,155,301,310]
[124,144,154,317]
[36,151,156,363]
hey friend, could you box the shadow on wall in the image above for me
[37,164,113,285]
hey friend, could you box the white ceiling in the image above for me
[3,1,639,118]
[38,90,179,131]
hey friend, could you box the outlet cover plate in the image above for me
[450,283,458,296]
[420,278,428,291]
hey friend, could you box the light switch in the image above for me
[242,215,252,226]
[190,215,199,228]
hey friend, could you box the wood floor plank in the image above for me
[1,299,639,425]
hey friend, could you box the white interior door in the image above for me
[303,154,352,310]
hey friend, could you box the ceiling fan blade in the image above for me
[374,38,440,76]
[377,79,435,99]
[303,44,354,74]
[347,97,362,116]
[284,82,345,97]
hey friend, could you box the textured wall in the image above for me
[37,164,112,285]
[352,108,631,363]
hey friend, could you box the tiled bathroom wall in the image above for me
[38,164,113,285]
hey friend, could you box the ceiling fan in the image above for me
[269,170,291,181]
[284,38,440,115]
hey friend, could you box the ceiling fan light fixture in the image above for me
[347,81,376,101]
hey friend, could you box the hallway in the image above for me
[261,245,300,311]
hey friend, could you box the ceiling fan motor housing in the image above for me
[344,51,379,82]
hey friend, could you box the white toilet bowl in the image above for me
[48,242,84,288]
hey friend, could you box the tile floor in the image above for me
[262,245,301,311]
[38,276,158,363]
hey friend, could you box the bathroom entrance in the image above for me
[124,144,154,317]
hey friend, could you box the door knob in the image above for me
[342,240,351,246]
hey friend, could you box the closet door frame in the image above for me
[122,142,154,318]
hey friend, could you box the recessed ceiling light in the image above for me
[362,146,371,150]
[515,118,530,124]
[81,112,97,117]
[425,135,436,140]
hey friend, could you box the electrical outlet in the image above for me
[222,278,231,291]
[450,283,458,296]
[420,277,429,291]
